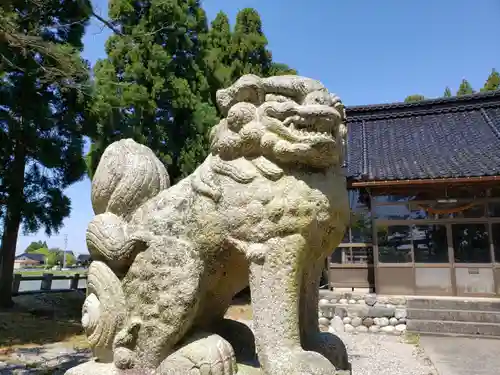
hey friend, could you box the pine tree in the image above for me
[230,8,272,78]
[206,12,233,109]
[0,0,91,307]
[89,0,219,182]
[269,62,297,76]
[230,8,296,79]
[205,8,296,118]
[404,94,426,103]
[444,87,452,97]
[0,0,92,87]
[456,79,474,96]
[481,69,500,92]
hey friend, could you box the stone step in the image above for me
[407,297,500,312]
[408,330,500,340]
[407,319,500,337]
[407,308,500,323]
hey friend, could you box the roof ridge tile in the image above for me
[346,90,500,122]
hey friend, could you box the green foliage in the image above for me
[25,241,48,253]
[222,8,296,80]
[31,247,50,264]
[88,5,296,182]
[481,69,500,92]
[230,8,273,78]
[52,248,76,267]
[0,0,93,87]
[65,253,76,266]
[269,62,297,76]
[206,11,234,104]
[350,211,371,241]
[456,79,474,96]
[31,247,50,256]
[1,0,92,233]
[47,251,61,267]
[88,0,219,183]
[206,8,296,116]
[31,247,75,267]
[404,94,426,103]
[443,87,452,97]
[0,0,92,307]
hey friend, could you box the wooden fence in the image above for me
[12,273,87,296]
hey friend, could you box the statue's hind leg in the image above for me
[113,236,207,370]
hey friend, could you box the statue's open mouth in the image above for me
[283,115,335,142]
[265,104,340,145]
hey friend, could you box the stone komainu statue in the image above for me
[70,75,351,375]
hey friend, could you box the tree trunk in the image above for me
[0,140,26,308]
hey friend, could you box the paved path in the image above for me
[420,336,500,375]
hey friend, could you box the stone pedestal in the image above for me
[66,358,351,375]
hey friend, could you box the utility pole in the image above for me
[63,234,68,269]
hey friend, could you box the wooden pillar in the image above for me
[70,273,80,290]
[12,273,22,295]
[369,191,378,293]
[40,273,53,291]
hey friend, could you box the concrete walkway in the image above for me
[420,335,500,375]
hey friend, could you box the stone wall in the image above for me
[318,290,407,335]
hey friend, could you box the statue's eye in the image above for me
[303,92,330,106]
[265,94,298,104]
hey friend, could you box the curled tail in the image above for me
[91,138,170,218]
[86,139,170,276]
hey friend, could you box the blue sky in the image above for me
[15,0,500,254]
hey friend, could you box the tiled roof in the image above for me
[15,253,45,262]
[345,91,500,182]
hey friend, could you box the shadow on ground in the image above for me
[0,292,87,350]
[224,287,252,319]
[1,347,91,375]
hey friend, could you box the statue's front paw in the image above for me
[263,348,339,375]
[155,332,237,375]
[291,349,339,375]
[306,332,350,371]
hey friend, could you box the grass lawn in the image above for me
[14,269,88,277]
[0,292,89,357]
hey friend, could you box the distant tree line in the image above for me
[404,69,500,103]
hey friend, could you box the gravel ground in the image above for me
[339,332,437,375]
[227,320,437,375]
